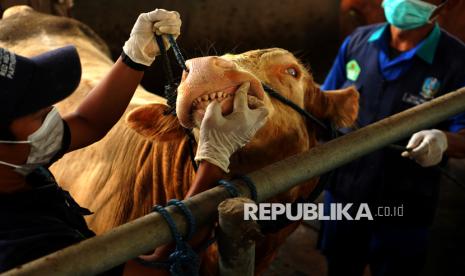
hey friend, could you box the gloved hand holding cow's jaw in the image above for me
[123,9,181,66]
[195,82,269,172]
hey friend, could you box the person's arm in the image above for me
[445,129,465,158]
[185,161,225,198]
[188,82,268,196]
[64,9,181,151]
[402,81,465,165]
[321,36,351,91]
[139,82,269,263]
[401,128,465,167]
[64,59,144,150]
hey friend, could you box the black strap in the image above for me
[121,51,148,71]
[262,83,330,131]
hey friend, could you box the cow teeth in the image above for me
[202,95,209,101]
[218,91,224,98]
[209,93,217,99]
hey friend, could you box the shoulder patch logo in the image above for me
[346,60,361,82]
[421,77,440,99]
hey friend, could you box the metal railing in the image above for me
[4,87,465,276]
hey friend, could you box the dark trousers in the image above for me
[319,191,429,276]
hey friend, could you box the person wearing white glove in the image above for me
[0,8,182,273]
[195,82,269,172]
[122,9,181,68]
[401,129,448,167]
[182,82,269,198]
[142,82,269,265]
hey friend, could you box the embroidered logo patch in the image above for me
[0,48,16,79]
[420,77,440,99]
[346,60,361,82]
[402,93,427,106]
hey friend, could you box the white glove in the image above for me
[195,82,269,173]
[401,129,448,167]
[123,9,181,66]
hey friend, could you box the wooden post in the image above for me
[217,198,262,276]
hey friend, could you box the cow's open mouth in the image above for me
[191,83,264,125]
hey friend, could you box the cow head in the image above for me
[128,48,359,175]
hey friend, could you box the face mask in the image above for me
[0,106,64,175]
[382,0,446,30]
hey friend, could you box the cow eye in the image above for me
[286,67,298,78]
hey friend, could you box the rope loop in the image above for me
[137,204,200,275]
[154,34,187,113]
[167,35,188,71]
[233,175,258,202]
[218,179,240,198]
[167,199,196,241]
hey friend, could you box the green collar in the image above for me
[368,23,441,64]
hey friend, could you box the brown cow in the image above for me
[0,6,359,275]
[340,0,465,42]
[115,49,360,274]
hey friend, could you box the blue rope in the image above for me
[233,175,258,202]
[137,204,200,276]
[219,176,258,202]
[154,35,177,112]
[167,199,196,241]
[218,179,240,198]
[168,35,188,71]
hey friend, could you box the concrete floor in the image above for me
[264,224,326,276]
[263,158,465,276]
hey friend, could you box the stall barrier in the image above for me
[3,87,465,276]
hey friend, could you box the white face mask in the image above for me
[0,106,64,175]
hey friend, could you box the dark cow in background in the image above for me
[0,5,360,275]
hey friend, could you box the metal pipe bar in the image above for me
[4,87,465,276]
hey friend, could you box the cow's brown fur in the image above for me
[0,6,359,275]
[128,49,359,274]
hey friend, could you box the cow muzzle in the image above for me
[176,56,265,128]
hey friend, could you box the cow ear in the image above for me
[126,104,185,141]
[305,85,359,128]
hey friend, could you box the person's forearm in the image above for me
[74,58,144,141]
[185,161,225,198]
[148,162,224,263]
[445,130,465,158]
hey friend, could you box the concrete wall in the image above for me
[72,0,341,94]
